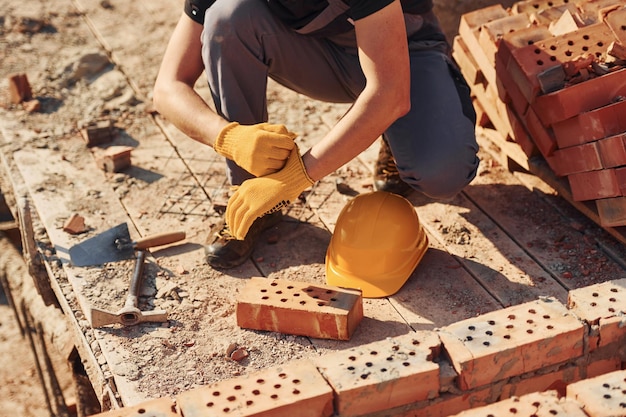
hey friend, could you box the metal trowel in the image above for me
[69,222,185,267]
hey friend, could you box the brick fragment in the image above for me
[566,369,626,417]
[314,331,441,417]
[236,277,363,340]
[7,73,33,104]
[567,278,626,348]
[95,146,133,173]
[176,360,334,417]
[608,41,626,60]
[88,397,177,417]
[63,213,87,235]
[450,391,588,417]
[81,119,115,147]
[439,298,584,390]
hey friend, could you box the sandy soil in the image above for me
[0,1,550,416]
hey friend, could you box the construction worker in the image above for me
[153,0,479,269]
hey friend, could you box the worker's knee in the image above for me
[205,0,269,37]
[400,148,480,200]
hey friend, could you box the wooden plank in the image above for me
[477,128,626,246]
[474,133,626,290]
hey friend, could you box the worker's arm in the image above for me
[153,12,295,177]
[153,12,227,147]
[302,0,410,181]
[225,0,411,238]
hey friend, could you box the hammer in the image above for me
[89,250,168,328]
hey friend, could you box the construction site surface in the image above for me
[0,0,625,416]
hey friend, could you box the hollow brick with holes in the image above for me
[439,297,584,390]
[530,67,626,127]
[508,23,618,103]
[88,397,178,417]
[449,390,588,417]
[314,331,441,417]
[567,278,626,349]
[566,369,626,417]
[176,360,334,417]
[236,277,363,340]
[457,4,508,87]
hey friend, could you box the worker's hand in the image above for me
[225,146,314,239]
[214,122,297,177]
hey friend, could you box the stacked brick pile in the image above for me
[452,0,626,228]
[91,278,625,417]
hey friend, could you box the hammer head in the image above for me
[89,306,168,328]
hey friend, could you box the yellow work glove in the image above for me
[225,146,314,239]
[214,122,297,177]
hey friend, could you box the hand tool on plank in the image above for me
[69,222,185,267]
[89,250,168,327]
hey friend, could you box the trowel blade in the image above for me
[69,223,134,267]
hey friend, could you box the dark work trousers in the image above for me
[201,0,479,200]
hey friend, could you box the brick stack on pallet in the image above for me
[452,0,626,228]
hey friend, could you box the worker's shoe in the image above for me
[373,139,411,197]
[204,211,283,269]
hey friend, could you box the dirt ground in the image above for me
[0,0,561,416]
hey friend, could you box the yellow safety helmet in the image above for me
[325,191,428,298]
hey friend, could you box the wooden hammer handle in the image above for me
[134,231,186,250]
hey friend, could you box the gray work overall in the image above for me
[201,0,479,200]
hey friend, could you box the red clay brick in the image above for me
[523,107,557,158]
[508,23,618,102]
[458,5,509,86]
[7,72,32,104]
[551,100,626,148]
[567,169,621,201]
[495,54,529,116]
[546,142,603,176]
[597,133,626,168]
[450,391,588,417]
[617,167,626,194]
[509,23,615,102]
[497,25,554,71]
[439,298,584,390]
[314,331,441,417]
[567,278,626,348]
[566,369,626,417]
[89,397,178,417]
[500,364,583,399]
[176,360,334,417]
[531,67,626,127]
[236,277,363,341]
[596,197,626,227]
[387,386,495,417]
[478,14,531,67]
[95,146,134,173]
[452,36,484,86]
